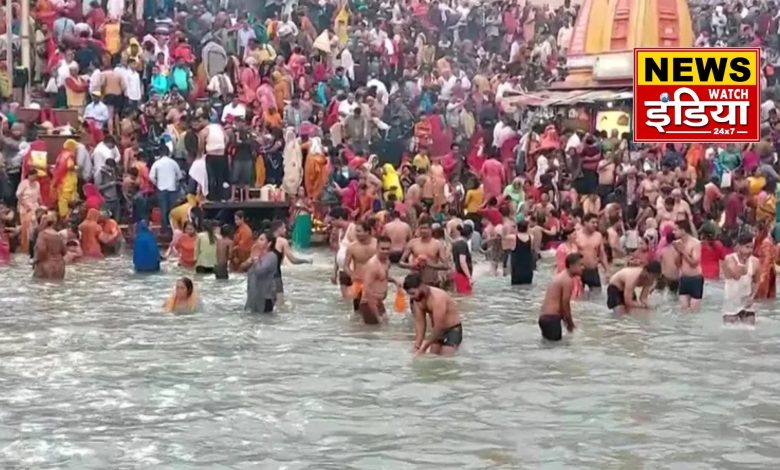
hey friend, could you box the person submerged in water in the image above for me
[606,262,662,314]
[163,277,200,314]
[404,272,463,355]
[722,233,759,325]
[538,253,584,341]
[359,235,399,324]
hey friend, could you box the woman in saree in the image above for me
[98,213,123,255]
[83,183,104,212]
[21,138,54,209]
[272,70,291,112]
[52,139,79,219]
[303,137,329,200]
[15,171,42,254]
[230,211,253,271]
[754,223,777,299]
[381,163,403,201]
[64,64,87,112]
[163,277,200,314]
[33,212,66,280]
[133,220,161,273]
[78,208,103,259]
[243,231,279,314]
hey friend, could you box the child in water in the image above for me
[163,277,200,313]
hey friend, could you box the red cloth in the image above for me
[700,241,729,280]
[83,183,104,211]
[426,114,452,158]
[479,207,502,226]
[453,271,472,294]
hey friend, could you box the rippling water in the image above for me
[2,252,780,469]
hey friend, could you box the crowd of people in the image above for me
[0,0,779,350]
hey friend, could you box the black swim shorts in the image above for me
[581,267,602,289]
[606,284,624,310]
[436,323,463,347]
[389,251,403,264]
[678,275,704,300]
[657,275,679,293]
[538,314,562,341]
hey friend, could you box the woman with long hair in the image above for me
[195,220,218,274]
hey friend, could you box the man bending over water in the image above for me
[606,262,662,314]
[404,273,462,355]
[539,253,583,341]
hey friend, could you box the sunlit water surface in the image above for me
[1,252,780,469]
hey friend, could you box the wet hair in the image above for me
[516,220,529,233]
[271,219,285,233]
[221,224,234,238]
[261,230,276,248]
[644,261,662,275]
[432,226,445,239]
[565,253,583,268]
[377,234,392,244]
[458,224,473,238]
[359,219,374,233]
[664,196,675,207]
[179,277,194,297]
[403,272,423,291]
[204,220,216,244]
[418,215,433,228]
[583,213,598,223]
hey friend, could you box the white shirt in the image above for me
[84,101,110,125]
[56,60,78,87]
[89,69,102,94]
[123,69,143,101]
[92,141,120,178]
[207,73,234,97]
[338,100,358,118]
[149,156,182,192]
[439,75,457,101]
[204,124,227,155]
[237,27,256,49]
[221,103,247,122]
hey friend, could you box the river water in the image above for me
[1,252,780,469]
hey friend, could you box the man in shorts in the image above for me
[404,273,463,355]
[230,117,256,201]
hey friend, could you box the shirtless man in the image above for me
[100,64,126,134]
[344,220,378,311]
[400,216,447,286]
[445,208,464,240]
[673,219,703,309]
[576,213,608,293]
[657,232,681,293]
[639,172,660,206]
[359,235,397,324]
[606,262,662,314]
[539,253,583,341]
[383,211,412,263]
[404,272,463,355]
